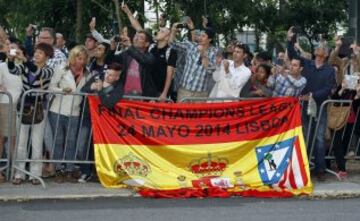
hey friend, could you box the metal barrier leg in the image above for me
[0,92,14,182]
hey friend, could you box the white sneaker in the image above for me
[347,151,356,159]
[78,174,92,183]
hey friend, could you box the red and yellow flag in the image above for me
[89,97,312,198]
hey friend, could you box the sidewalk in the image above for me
[1,160,360,201]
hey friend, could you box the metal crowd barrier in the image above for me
[11,89,172,188]
[0,91,14,181]
[307,99,360,178]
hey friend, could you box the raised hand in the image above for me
[89,17,96,31]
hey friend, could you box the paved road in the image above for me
[1,197,360,221]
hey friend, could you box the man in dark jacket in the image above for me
[82,62,123,109]
[78,62,123,183]
[287,27,336,181]
[111,30,157,98]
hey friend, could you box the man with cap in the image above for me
[169,18,217,102]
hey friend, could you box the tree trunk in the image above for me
[113,0,122,34]
[255,27,261,51]
[154,0,160,27]
[75,0,83,43]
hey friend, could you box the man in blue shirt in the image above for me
[287,27,336,181]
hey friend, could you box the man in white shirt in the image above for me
[209,43,251,99]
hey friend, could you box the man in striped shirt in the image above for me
[267,58,307,97]
[169,20,217,102]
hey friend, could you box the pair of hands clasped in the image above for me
[216,56,230,74]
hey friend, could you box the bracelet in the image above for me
[189,28,195,31]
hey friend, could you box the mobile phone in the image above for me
[133,11,138,18]
[10,49,17,56]
[176,24,185,29]
[291,26,300,43]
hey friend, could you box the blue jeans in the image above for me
[77,117,93,175]
[302,103,327,172]
[48,112,80,172]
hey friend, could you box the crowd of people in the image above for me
[1,4,360,185]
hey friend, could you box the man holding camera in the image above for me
[25,26,66,69]
[267,57,307,97]
[169,17,217,102]
[287,26,336,181]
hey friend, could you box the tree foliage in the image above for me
[0,0,348,52]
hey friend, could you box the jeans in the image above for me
[332,124,353,172]
[302,103,327,172]
[48,112,79,172]
[77,117,93,175]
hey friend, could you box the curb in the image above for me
[2,191,360,202]
[311,191,360,199]
[0,192,139,202]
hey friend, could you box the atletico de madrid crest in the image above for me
[256,136,308,189]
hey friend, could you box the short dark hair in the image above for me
[8,36,22,45]
[292,57,304,67]
[107,62,123,72]
[257,64,272,79]
[35,42,54,58]
[203,27,216,44]
[234,43,248,54]
[256,51,272,62]
[137,30,153,44]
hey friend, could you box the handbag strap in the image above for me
[37,76,44,103]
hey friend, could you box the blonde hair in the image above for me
[68,45,88,67]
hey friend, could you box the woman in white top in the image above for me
[209,44,251,99]
[48,45,90,181]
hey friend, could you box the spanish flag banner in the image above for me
[89,97,312,198]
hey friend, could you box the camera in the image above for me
[176,24,185,29]
[291,26,301,43]
[339,37,354,59]
[275,58,284,66]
